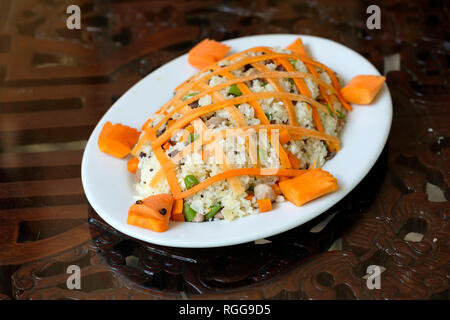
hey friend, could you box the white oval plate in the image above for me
[82,34,392,248]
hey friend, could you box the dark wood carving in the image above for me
[0,0,448,300]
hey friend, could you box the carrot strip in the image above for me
[287,151,301,169]
[148,131,182,196]
[173,168,306,199]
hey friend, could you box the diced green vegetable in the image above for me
[183,203,197,222]
[183,92,198,101]
[264,112,272,121]
[189,133,199,143]
[324,103,334,117]
[289,59,296,66]
[336,110,345,119]
[205,203,223,220]
[246,184,255,192]
[288,78,295,85]
[184,175,199,190]
[228,84,242,97]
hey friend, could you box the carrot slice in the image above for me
[287,151,301,169]
[173,168,306,199]
[127,194,173,232]
[287,38,308,57]
[257,198,272,212]
[127,157,139,173]
[279,129,291,145]
[171,199,185,221]
[98,121,141,159]
[162,142,172,150]
[272,183,282,196]
[278,168,338,206]
[188,39,231,69]
[341,75,386,104]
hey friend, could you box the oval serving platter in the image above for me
[81,34,392,248]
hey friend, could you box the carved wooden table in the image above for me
[0,0,448,300]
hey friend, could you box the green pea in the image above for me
[183,203,197,222]
[205,203,223,220]
[228,84,242,97]
[184,175,199,190]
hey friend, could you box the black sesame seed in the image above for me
[149,168,154,172]
[189,100,199,109]
[243,64,252,72]
[326,151,337,160]
[136,200,143,204]
[159,208,167,215]
[139,152,147,158]
[169,149,180,157]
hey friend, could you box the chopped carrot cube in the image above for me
[98,121,141,159]
[127,157,139,173]
[188,39,231,69]
[279,168,338,206]
[341,75,386,104]
[257,198,272,213]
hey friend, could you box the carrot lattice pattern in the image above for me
[132,46,350,200]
